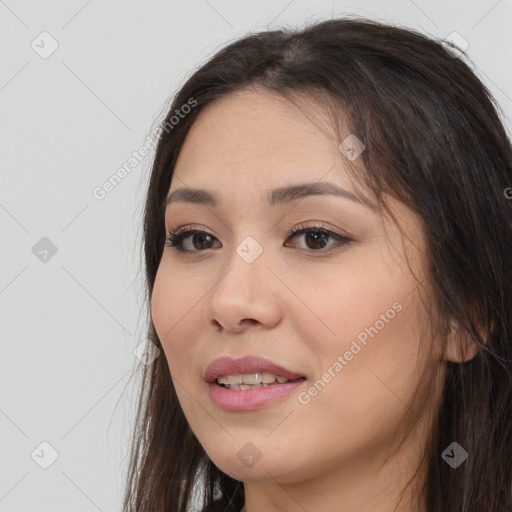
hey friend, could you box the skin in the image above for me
[151,88,474,512]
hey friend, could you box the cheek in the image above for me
[300,265,396,359]
[298,258,428,417]
[311,293,428,427]
[150,264,198,373]
[151,266,174,342]
[285,300,428,474]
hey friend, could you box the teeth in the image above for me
[217,375,243,385]
[261,372,278,384]
[241,373,261,385]
[226,383,271,391]
[216,372,291,387]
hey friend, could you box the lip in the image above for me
[204,355,307,412]
[208,379,306,411]
[204,355,306,383]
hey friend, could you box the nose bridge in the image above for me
[217,234,267,296]
[204,232,281,330]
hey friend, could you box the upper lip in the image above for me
[204,355,306,383]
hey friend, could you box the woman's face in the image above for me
[151,89,444,489]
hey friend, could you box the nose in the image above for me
[203,242,283,333]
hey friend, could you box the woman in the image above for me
[122,17,512,512]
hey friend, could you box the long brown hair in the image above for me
[122,17,512,512]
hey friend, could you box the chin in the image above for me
[205,443,309,484]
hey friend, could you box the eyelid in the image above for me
[167,221,349,239]
[171,223,211,236]
[286,221,350,239]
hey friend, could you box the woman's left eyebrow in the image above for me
[165,181,376,210]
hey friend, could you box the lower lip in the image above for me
[208,379,306,411]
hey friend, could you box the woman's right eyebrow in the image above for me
[165,181,376,210]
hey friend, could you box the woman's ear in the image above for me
[444,319,480,364]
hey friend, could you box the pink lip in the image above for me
[208,379,306,411]
[204,355,307,412]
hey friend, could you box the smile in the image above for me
[217,372,293,389]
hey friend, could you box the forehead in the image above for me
[171,88,356,192]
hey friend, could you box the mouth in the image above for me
[204,355,308,411]
[216,372,306,390]
[204,355,307,384]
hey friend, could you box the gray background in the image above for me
[1,0,510,511]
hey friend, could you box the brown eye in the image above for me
[285,226,351,252]
[166,230,221,252]
[302,230,330,249]
[189,233,215,250]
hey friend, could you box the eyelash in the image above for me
[165,222,352,254]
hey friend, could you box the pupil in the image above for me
[306,231,327,249]
[194,233,212,250]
